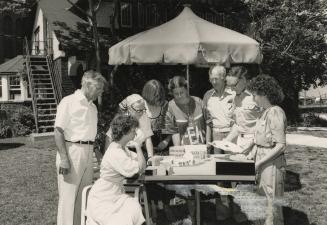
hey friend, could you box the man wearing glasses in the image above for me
[203,65,235,154]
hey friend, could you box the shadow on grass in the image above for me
[285,170,302,192]
[0,143,25,150]
[284,206,313,225]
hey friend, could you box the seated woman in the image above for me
[105,94,154,160]
[87,114,146,225]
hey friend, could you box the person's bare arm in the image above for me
[255,143,286,170]
[54,127,70,175]
[145,137,154,158]
[127,141,146,173]
[225,124,239,142]
[206,125,212,144]
[172,133,181,146]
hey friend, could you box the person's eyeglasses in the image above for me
[209,77,225,83]
[131,106,146,113]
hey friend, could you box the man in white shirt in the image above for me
[225,66,262,154]
[54,70,106,225]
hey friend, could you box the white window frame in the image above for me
[215,13,225,26]
[205,12,215,23]
[121,2,132,28]
[0,77,3,100]
[8,75,22,101]
[138,2,145,28]
[145,4,157,27]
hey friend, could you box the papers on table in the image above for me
[209,140,243,153]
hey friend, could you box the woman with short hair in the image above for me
[87,114,146,225]
[247,74,286,225]
[165,76,206,146]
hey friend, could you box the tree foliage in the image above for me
[0,0,35,15]
[242,0,327,121]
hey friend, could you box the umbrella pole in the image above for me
[186,64,190,94]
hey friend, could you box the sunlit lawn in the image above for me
[0,132,326,225]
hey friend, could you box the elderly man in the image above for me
[203,65,235,153]
[202,65,235,221]
[55,70,106,225]
[225,66,262,155]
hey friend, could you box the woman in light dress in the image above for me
[248,74,286,225]
[87,114,146,225]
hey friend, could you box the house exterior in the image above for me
[23,0,233,132]
[0,55,31,103]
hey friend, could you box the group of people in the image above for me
[54,65,287,225]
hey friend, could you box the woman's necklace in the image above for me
[147,104,162,119]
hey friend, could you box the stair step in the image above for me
[38,113,56,117]
[34,78,51,81]
[31,71,50,74]
[30,62,48,66]
[36,102,57,105]
[36,98,56,101]
[39,125,54,129]
[34,88,54,90]
[38,119,56,123]
[32,74,50,77]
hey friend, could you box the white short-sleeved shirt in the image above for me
[54,89,98,142]
[106,113,153,146]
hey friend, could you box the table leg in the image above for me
[195,190,201,225]
[142,185,152,225]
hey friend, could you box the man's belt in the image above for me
[65,140,94,145]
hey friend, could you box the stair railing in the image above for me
[24,37,39,133]
[47,56,62,104]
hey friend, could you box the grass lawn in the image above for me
[0,132,326,225]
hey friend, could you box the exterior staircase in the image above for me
[25,55,58,133]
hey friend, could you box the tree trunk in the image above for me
[88,0,101,72]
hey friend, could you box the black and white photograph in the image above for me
[0,0,327,224]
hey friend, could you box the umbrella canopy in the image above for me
[109,7,262,65]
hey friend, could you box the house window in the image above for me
[121,2,132,27]
[34,27,40,55]
[138,2,145,28]
[9,76,21,100]
[4,38,13,59]
[205,12,215,23]
[215,13,225,26]
[0,78,2,98]
[3,16,13,35]
[145,4,157,27]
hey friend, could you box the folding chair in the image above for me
[81,185,95,225]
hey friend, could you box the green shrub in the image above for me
[0,104,36,138]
